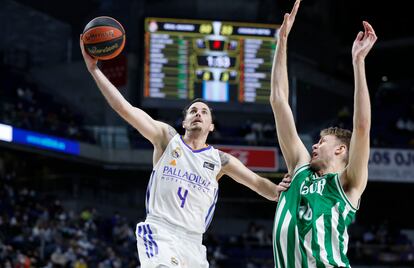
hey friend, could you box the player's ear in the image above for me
[335,144,346,156]
[209,123,215,132]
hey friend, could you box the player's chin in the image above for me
[189,126,202,131]
[310,160,321,171]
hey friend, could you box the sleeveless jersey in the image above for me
[273,164,358,268]
[145,134,221,234]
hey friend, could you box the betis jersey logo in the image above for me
[300,177,326,196]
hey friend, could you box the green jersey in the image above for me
[273,164,358,268]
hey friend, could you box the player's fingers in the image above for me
[364,21,378,40]
[279,14,290,37]
[290,0,301,20]
[282,174,291,180]
[282,177,291,183]
[79,35,87,54]
[282,173,291,182]
[355,31,364,42]
[362,21,369,33]
[279,182,291,188]
[278,185,288,192]
[283,13,290,23]
[368,33,377,45]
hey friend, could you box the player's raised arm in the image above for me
[80,36,174,147]
[270,0,309,174]
[343,22,377,204]
[219,151,291,201]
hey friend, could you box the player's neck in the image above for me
[317,161,346,176]
[182,132,208,150]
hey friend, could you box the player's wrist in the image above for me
[278,37,288,47]
[88,64,99,73]
[352,56,365,66]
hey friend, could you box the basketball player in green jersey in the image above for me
[270,1,377,267]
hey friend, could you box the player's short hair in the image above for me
[320,127,352,162]
[320,127,352,149]
[182,98,215,123]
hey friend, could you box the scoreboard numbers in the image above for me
[144,18,279,106]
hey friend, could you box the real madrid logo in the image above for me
[171,147,182,159]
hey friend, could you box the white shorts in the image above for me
[135,216,209,268]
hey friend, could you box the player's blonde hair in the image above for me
[320,127,352,163]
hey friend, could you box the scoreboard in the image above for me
[143,17,279,109]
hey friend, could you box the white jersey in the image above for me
[145,134,221,234]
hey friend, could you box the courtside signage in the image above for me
[369,148,414,182]
[0,123,13,142]
[12,128,80,155]
[215,145,278,171]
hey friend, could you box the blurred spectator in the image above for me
[0,64,96,144]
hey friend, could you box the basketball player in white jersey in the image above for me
[80,38,291,267]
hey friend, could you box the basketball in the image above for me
[82,16,125,60]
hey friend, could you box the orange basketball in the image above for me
[82,16,126,60]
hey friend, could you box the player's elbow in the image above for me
[111,101,126,114]
[114,101,132,117]
[354,119,371,134]
[269,91,276,103]
[269,90,286,105]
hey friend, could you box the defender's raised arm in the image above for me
[343,21,377,206]
[270,0,310,174]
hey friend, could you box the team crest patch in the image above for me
[171,147,182,159]
[171,256,179,266]
[203,161,215,171]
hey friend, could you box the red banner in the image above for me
[215,145,278,171]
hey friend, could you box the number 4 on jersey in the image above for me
[177,187,189,208]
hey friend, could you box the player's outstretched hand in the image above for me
[278,0,301,41]
[80,35,98,72]
[352,21,378,64]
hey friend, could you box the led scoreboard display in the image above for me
[143,18,279,109]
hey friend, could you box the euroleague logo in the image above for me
[171,147,182,159]
[84,30,115,42]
